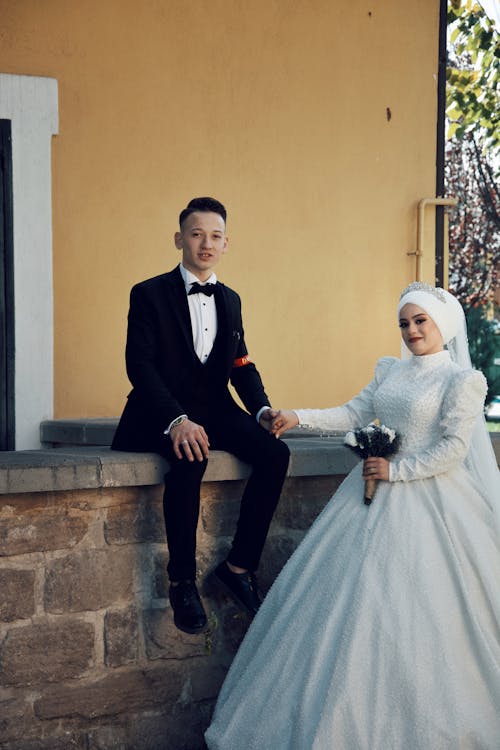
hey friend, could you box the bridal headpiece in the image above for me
[399,281,447,303]
[398,282,464,345]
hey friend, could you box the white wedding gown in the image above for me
[205,351,500,750]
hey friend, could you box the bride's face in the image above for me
[398,303,444,356]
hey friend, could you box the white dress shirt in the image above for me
[179,263,218,364]
[165,263,269,433]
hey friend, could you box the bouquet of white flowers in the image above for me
[344,423,400,505]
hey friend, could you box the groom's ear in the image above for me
[174,231,183,249]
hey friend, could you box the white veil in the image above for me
[447,318,500,516]
[399,283,500,519]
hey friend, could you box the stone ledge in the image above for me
[40,418,345,447]
[41,418,119,447]
[0,418,495,496]
[0,440,358,495]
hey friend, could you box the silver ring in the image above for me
[181,440,189,444]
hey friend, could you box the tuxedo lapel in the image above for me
[162,269,236,369]
[163,268,197,358]
[215,283,236,340]
[213,284,228,339]
[212,283,241,368]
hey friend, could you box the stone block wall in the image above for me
[0,475,343,750]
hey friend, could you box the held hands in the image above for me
[267,409,299,439]
[258,409,275,432]
[170,419,210,462]
[262,411,392,475]
[259,408,291,433]
[362,457,390,481]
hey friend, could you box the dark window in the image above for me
[0,120,15,450]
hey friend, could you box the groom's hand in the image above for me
[270,410,299,438]
[259,408,277,432]
[170,419,210,462]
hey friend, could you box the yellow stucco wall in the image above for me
[0,0,440,417]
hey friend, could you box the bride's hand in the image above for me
[271,410,299,438]
[363,457,390,481]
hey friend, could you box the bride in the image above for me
[205,283,500,750]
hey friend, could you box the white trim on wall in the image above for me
[0,74,59,449]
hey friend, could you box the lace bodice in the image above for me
[295,351,487,482]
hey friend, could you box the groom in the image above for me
[112,197,290,634]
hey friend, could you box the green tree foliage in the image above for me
[446,133,500,307]
[447,0,500,156]
[446,1,500,401]
[465,307,500,400]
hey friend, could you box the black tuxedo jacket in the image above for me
[112,266,270,451]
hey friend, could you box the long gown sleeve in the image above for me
[294,357,397,432]
[389,369,487,482]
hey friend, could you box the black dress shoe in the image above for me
[169,581,208,634]
[213,562,261,615]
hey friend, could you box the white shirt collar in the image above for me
[179,263,217,293]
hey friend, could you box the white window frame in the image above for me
[0,74,59,449]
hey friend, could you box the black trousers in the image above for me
[157,404,290,582]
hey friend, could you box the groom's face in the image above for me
[175,211,228,281]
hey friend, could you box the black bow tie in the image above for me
[188,282,216,297]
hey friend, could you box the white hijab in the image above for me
[398,285,463,345]
[398,282,500,519]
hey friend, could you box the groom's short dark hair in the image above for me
[179,197,227,228]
